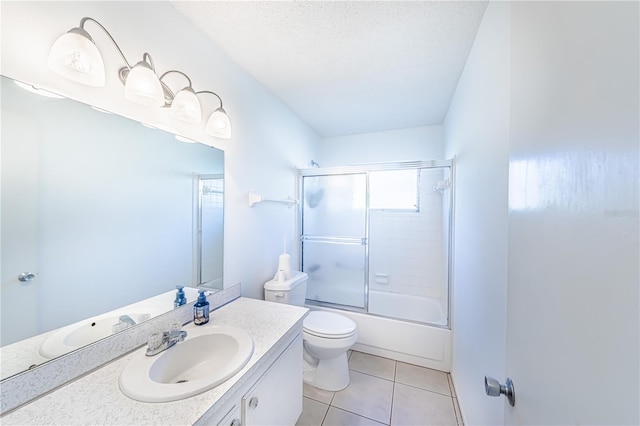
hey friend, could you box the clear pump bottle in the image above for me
[194,290,210,325]
[174,285,187,308]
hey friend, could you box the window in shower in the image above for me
[369,169,419,211]
[300,161,452,328]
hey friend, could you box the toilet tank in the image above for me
[264,271,308,307]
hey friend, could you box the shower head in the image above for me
[306,188,324,208]
[306,264,320,273]
[310,160,320,168]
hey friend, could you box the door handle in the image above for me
[18,272,36,282]
[485,376,515,406]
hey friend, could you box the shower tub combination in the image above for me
[368,290,446,326]
[313,303,451,371]
[299,161,453,372]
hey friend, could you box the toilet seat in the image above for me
[304,328,356,339]
[303,311,356,339]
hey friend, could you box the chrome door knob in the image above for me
[18,272,36,282]
[249,396,259,408]
[485,376,515,406]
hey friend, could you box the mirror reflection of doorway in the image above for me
[196,175,224,289]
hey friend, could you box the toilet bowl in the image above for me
[264,271,358,391]
[302,311,358,391]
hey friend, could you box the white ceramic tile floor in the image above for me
[297,351,463,426]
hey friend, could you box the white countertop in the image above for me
[1,297,308,425]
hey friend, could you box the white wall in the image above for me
[0,1,321,300]
[443,3,510,425]
[319,125,444,166]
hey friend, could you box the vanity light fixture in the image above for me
[198,91,232,139]
[47,23,105,87]
[48,17,232,139]
[123,54,165,107]
[164,71,202,124]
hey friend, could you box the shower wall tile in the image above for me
[368,169,446,300]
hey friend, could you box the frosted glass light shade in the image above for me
[47,28,105,87]
[170,87,202,123]
[124,61,165,107]
[205,107,231,139]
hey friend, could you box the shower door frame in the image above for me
[193,173,224,290]
[298,159,455,329]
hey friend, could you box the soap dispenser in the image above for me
[174,285,187,308]
[194,290,210,325]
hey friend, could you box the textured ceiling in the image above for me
[170,1,488,138]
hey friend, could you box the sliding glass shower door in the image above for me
[301,173,367,309]
[300,160,453,327]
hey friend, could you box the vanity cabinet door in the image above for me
[243,335,303,425]
[216,405,241,426]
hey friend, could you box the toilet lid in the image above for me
[303,311,356,337]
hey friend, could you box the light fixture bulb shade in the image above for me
[205,107,232,139]
[47,28,105,87]
[170,88,202,123]
[124,61,165,107]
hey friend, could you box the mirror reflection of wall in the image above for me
[0,75,224,378]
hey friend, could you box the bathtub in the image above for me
[368,290,447,326]
[308,296,452,372]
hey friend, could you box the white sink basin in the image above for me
[39,313,153,359]
[119,325,254,402]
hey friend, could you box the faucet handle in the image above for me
[170,329,187,342]
[147,333,164,351]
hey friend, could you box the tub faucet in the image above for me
[119,315,136,327]
[146,329,187,357]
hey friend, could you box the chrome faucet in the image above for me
[119,315,136,327]
[145,329,187,357]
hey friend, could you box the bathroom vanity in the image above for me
[1,298,308,425]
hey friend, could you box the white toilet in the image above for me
[264,271,358,391]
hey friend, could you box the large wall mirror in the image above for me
[0,75,224,380]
